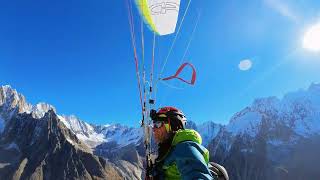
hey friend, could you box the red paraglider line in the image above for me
[126,0,144,115]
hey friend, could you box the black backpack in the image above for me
[209,162,229,180]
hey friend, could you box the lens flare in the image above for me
[303,23,320,52]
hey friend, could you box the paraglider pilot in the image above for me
[150,106,215,180]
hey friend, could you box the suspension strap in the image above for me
[162,62,196,85]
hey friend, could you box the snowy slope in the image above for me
[58,115,143,149]
[210,83,320,180]
[227,110,262,137]
[97,124,143,148]
[209,82,320,160]
[197,121,222,146]
[32,103,56,119]
[223,83,320,138]
[58,115,105,147]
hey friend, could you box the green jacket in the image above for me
[153,129,214,180]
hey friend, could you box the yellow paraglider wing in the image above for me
[134,0,158,34]
[134,0,181,36]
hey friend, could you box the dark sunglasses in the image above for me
[152,121,164,129]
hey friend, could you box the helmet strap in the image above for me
[164,118,172,132]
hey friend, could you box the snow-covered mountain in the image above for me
[0,85,32,115]
[0,85,223,150]
[0,85,216,158]
[95,124,143,148]
[197,121,222,146]
[210,83,320,180]
[0,87,126,179]
[58,115,106,147]
[0,85,56,121]
[2,83,320,179]
[0,85,147,179]
[0,85,143,150]
[184,120,222,146]
[57,115,144,150]
[221,83,320,141]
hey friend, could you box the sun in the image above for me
[303,23,320,52]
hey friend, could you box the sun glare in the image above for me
[303,23,320,52]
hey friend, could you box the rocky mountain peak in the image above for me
[216,85,320,143]
[0,85,32,115]
[210,84,320,180]
[251,96,280,115]
[31,103,56,119]
[0,109,123,179]
[0,86,57,122]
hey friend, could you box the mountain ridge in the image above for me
[209,83,320,180]
[2,83,320,179]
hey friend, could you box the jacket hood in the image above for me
[171,129,202,146]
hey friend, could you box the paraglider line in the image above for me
[154,0,192,102]
[126,0,144,116]
[159,0,192,76]
[149,32,156,101]
[179,9,201,65]
[159,80,185,90]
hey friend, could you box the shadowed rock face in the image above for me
[0,110,123,180]
[0,86,144,180]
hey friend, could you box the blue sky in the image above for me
[1,0,320,126]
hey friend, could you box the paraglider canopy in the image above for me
[135,0,181,35]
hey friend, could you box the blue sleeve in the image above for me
[173,142,214,180]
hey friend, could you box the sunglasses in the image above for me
[152,121,164,129]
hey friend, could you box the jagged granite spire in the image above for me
[0,110,123,179]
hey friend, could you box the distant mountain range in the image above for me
[0,85,221,180]
[209,83,320,180]
[1,84,320,179]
